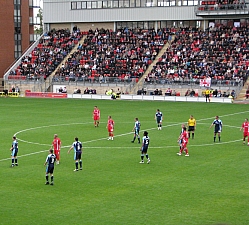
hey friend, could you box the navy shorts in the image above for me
[214,128,221,133]
[141,146,148,154]
[11,149,18,157]
[74,152,82,160]
[46,165,54,174]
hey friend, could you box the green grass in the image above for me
[0,98,249,225]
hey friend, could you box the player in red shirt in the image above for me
[93,106,100,127]
[50,134,61,164]
[107,116,115,140]
[177,127,189,156]
[240,118,249,145]
[177,123,186,151]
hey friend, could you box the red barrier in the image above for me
[25,92,67,98]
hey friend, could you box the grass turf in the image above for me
[0,97,249,225]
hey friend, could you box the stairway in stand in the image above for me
[40,36,86,92]
[234,81,249,102]
[130,35,175,95]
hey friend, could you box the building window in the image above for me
[14,0,21,59]
[86,1,91,8]
[14,16,21,23]
[103,1,107,7]
[71,2,77,9]
[70,0,201,9]
[14,9,20,16]
[77,1,82,9]
[92,1,97,8]
[113,0,119,7]
[136,0,141,7]
[130,0,135,7]
[15,44,21,51]
[14,34,22,40]
[97,1,103,8]
[124,0,129,7]
[82,2,86,8]
[14,4,21,10]
[15,51,22,59]
[106,1,111,7]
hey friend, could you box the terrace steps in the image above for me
[130,36,175,95]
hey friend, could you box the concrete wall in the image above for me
[67,93,233,103]
[43,0,200,23]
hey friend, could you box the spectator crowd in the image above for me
[8,25,249,92]
[145,25,249,86]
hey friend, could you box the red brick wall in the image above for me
[0,0,33,78]
[0,0,14,77]
[21,0,31,52]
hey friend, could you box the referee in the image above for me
[187,115,196,139]
[205,88,210,103]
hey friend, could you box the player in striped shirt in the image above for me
[10,136,18,167]
[68,137,83,172]
[44,149,56,185]
[139,131,150,164]
[155,109,163,130]
[209,116,223,142]
[131,118,141,144]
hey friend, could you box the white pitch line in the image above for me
[1,110,248,163]
[76,139,243,148]
[0,138,243,162]
[0,149,48,162]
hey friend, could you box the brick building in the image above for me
[0,0,40,80]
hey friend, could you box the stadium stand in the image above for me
[145,26,249,87]
[8,28,83,81]
[4,26,249,98]
[52,28,168,84]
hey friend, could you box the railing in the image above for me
[195,3,248,14]
[144,77,244,87]
[7,75,245,87]
[5,76,243,97]
[3,33,44,81]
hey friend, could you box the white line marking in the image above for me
[1,110,248,162]
[0,150,48,162]
[0,138,243,162]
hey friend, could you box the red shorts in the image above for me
[108,127,113,132]
[182,140,188,148]
[54,150,60,158]
[243,132,248,138]
[94,116,99,121]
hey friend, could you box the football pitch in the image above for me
[0,97,249,225]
